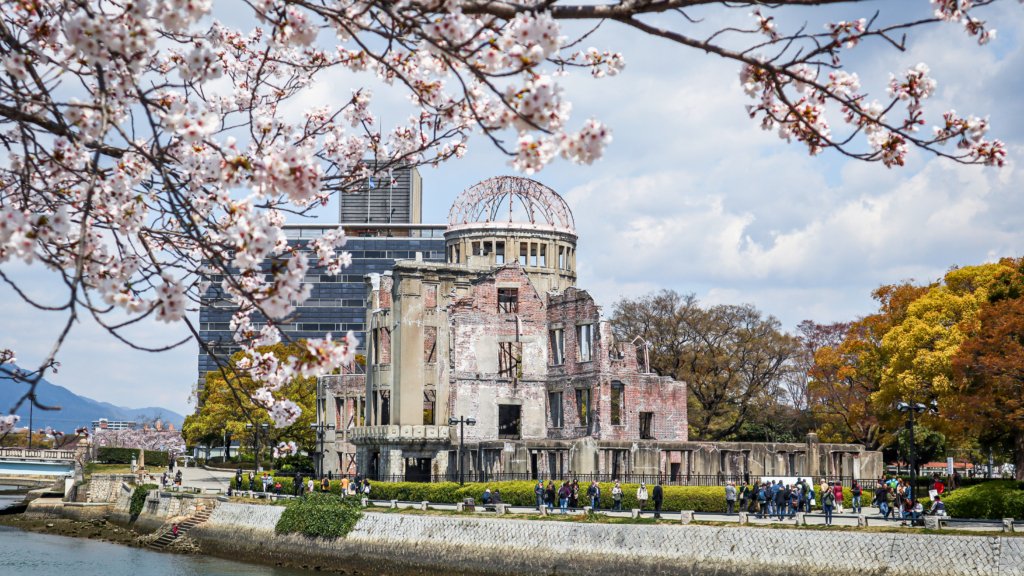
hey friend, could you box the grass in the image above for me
[83,463,132,479]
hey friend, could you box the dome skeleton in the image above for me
[447,176,575,233]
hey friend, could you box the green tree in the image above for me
[611,290,799,440]
[183,343,317,458]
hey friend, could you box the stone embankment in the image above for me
[19,476,1024,576]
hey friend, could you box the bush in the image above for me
[274,454,314,475]
[129,483,158,518]
[97,447,169,467]
[275,492,363,538]
[943,480,1024,519]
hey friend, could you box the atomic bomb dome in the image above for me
[444,176,577,293]
[447,176,575,233]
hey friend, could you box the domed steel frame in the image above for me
[447,176,575,233]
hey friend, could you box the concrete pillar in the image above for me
[630,508,640,519]
[456,502,464,512]
[924,516,941,530]
[737,512,748,525]
[583,506,592,515]
[360,497,368,507]
[496,503,507,515]
[420,501,429,511]
[679,511,693,524]
[857,515,867,527]
[539,506,548,516]
[1004,518,1015,532]
[390,499,398,509]
[795,512,806,526]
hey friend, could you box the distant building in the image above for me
[92,418,138,432]
[196,164,445,393]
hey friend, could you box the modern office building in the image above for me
[196,165,445,392]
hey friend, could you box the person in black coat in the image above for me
[653,481,664,519]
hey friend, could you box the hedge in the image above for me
[129,483,158,519]
[943,480,1024,520]
[275,492,363,538]
[97,447,169,467]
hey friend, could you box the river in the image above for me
[0,492,327,576]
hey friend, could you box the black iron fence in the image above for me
[359,471,864,487]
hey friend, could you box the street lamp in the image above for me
[309,422,336,479]
[244,423,269,473]
[896,399,938,502]
[448,416,476,485]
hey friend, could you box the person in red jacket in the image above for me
[931,474,946,495]
[833,482,844,514]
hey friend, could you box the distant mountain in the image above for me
[0,364,184,433]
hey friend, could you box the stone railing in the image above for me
[0,447,77,460]
[348,424,451,444]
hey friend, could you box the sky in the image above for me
[2,1,1023,416]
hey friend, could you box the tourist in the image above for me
[161,471,168,487]
[805,483,815,513]
[587,481,600,510]
[274,480,282,495]
[570,480,580,509]
[851,481,863,514]
[261,472,270,493]
[774,484,787,521]
[931,474,945,496]
[235,467,243,490]
[293,472,303,496]
[492,490,502,505]
[883,487,896,521]
[362,478,372,496]
[321,476,330,492]
[534,480,544,510]
[755,483,767,518]
[482,487,492,507]
[788,486,799,518]
[612,481,623,511]
[306,477,315,496]
[557,482,569,514]
[248,471,255,492]
[833,481,844,514]
[637,482,649,511]
[725,481,736,514]
[821,485,835,525]
[652,481,663,519]
[545,480,556,510]
[927,495,946,516]
[174,469,182,486]
[341,476,350,497]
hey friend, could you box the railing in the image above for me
[358,471,862,487]
[0,448,77,460]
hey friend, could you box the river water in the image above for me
[0,492,325,576]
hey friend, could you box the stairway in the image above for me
[148,505,213,550]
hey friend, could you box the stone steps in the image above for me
[148,506,213,550]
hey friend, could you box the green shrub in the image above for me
[129,483,158,518]
[274,454,314,475]
[97,447,169,467]
[275,492,363,538]
[943,480,1024,519]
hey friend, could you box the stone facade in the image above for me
[316,177,882,483]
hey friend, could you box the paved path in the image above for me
[171,465,234,492]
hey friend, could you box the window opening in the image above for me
[530,244,538,267]
[497,341,522,378]
[577,324,594,362]
[497,288,519,313]
[424,326,437,363]
[549,328,564,365]
[549,392,563,428]
[423,390,436,425]
[539,245,547,267]
[495,241,505,264]
[519,243,528,265]
[639,412,654,439]
[610,381,624,425]
[575,388,590,426]
[472,241,482,256]
[498,405,521,439]
[380,390,391,426]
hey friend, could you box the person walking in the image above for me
[738,483,749,513]
[587,481,601,510]
[774,484,787,521]
[637,482,649,511]
[612,481,623,511]
[822,485,835,525]
[756,483,767,518]
[851,481,863,514]
[652,481,664,519]
[570,480,580,509]
[805,483,815,513]
[545,480,556,510]
[725,481,737,515]
[534,480,544,510]
[235,467,243,490]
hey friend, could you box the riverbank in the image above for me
[0,515,144,547]
[10,475,1024,576]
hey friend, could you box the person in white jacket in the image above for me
[637,482,649,510]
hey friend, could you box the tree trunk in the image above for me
[1015,429,1024,482]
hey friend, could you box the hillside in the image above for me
[0,364,184,433]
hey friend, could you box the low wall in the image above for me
[184,503,1024,576]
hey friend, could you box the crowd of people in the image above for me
[529,479,666,518]
[226,468,373,498]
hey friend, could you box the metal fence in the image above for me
[360,471,863,487]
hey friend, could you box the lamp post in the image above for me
[310,422,336,479]
[244,423,269,473]
[896,399,938,502]
[448,416,476,485]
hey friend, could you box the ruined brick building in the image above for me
[316,177,881,483]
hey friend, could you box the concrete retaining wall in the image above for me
[184,503,1024,576]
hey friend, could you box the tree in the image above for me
[182,343,317,455]
[807,283,928,449]
[0,1,1012,429]
[952,260,1024,480]
[611,290,799,440]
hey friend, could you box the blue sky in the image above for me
[2,1,1022,416]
